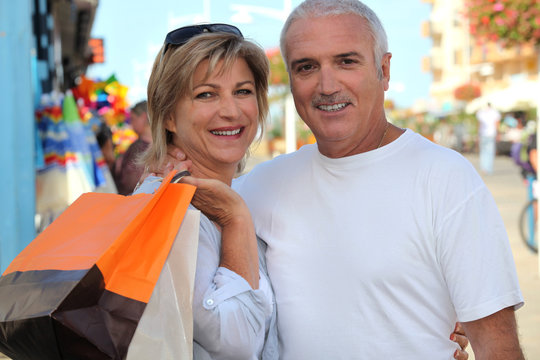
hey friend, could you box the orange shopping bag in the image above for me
[0,171,195,360]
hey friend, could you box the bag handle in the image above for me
[171,170,191,184]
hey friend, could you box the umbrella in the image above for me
[466,81,540,114]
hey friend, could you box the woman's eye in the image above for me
[236,89,253,96]
[195,92,212,99]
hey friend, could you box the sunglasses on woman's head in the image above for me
[160,23,244,62]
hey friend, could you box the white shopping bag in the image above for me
[127,209,200,360]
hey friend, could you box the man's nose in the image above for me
[318,66,340,95]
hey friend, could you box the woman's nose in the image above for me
[218,95,241,119]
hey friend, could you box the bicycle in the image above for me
[518,174,538,253]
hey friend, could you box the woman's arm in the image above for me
[193,214,270,360]
[134,175,269,358]
[137,149,259,287]
[182,176,259,289]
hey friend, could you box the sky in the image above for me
[87,0,433,109]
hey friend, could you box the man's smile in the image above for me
[316,103,349,112]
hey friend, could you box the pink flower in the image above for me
[505,9,518,19]
[493,3,504,11]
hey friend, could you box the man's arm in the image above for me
[461,306,524,360]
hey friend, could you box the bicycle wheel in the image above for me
[519,199,538,253]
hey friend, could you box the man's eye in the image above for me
[342,58,356,65]
[297,64,313,73]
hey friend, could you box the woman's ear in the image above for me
[165,115,177,134]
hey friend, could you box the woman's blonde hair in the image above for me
[141,31,270,170]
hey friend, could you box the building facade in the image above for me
[421,0,539,114]
[0,0,98,272]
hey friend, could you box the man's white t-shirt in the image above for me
[235,129,523,359]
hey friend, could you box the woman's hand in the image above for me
[161,146,192,177]
[181,175,259,289]
[451,322,470,360]
[136,145,192,185]
[181,176,247,227]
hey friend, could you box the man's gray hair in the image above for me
[280,0,388,79]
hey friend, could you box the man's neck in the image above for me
[316,124,404,159]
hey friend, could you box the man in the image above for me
[476,102,501,174]
[115,100,152,195]
[234,0,523,359]
[159,0,521,358]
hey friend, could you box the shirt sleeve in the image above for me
[192,212,272,360]
[436,183,524,322]
[131,175,161,195]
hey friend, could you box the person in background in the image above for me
[528,133,537,174]
[94,121,119,193]
[95,121,116,172]
[505,111,525,145]
[476,102,501,174]
[115,100,152,195]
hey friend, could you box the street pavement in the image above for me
[465,154,540,360]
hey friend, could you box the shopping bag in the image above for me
[127,209,199,360]
[0,171,195,360]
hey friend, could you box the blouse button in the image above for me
[206,299,214,306]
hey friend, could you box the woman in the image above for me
[136,25,276,360]
[136,24,469,359]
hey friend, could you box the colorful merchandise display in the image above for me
[74,74,137,156]
[36,92,95,217]
[36,75,134,227]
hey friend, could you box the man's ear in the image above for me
[165,115,177,134]
[288,72,293,92]
[381,52,392,91]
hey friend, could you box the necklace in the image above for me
[376,122,389,149]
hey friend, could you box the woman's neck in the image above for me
[189,162,236,186]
